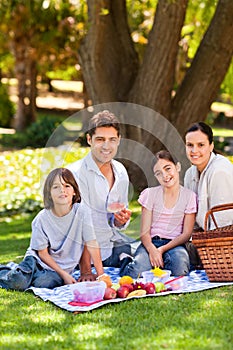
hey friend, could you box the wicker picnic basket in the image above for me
[192,203,233,282]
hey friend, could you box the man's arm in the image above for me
[78,245,97,282]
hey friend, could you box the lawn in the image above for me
[0,127,233,349]
[0,215,233,350]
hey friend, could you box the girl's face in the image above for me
[153,158,180,188]
[185,130,214,173]
[50,175,75,208]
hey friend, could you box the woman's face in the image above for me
[185,130,214,172]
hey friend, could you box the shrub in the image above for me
[1,115,66,149]
[0,84,15,127]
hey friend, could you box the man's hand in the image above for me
[114,208,132,227]
[78,272,97,282]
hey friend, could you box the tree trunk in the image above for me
[129,0,188,117]
[171,0,233,136]
[12,41,37,131]
[78,0,139,104]
[79,0,233,190]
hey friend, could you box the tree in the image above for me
[80,0,233,123]
[0,0,84,131]
[78,0,233,188]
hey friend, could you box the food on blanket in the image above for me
[111,283,120,290]
[151,267,167,277]
[121,283,134,293]
[144,282,156,294]
[119,275,134,286]
[132,281,145,290]
[98,274,112,288]
[165,276,188,291]
[104,287,117,300]
[70,281,106,303]
[107,202,126,213]
[154,282,166,293]
[127,289,147,298]
[117,285,131,298]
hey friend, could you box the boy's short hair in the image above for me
[43,168,81,209]
[88,110,121,137]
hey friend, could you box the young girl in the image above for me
[0,168,104,291]
[121,150,197,278]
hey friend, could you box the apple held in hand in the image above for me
[107,202,125,213]
[104,287,117,300]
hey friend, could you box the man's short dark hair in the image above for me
[88,110,121,137]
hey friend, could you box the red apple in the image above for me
[121,283,134,293]
[144,282,156,294]
[104,287,117,300]
[117,285,130,298]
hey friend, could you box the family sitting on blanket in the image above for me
[1,112,233,291]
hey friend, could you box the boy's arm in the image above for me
[38,248,76,285]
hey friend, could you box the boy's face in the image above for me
[50,175,75,208]
[87,126,121,166]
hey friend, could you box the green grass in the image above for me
[0,215,232,350]
[212,127,233,137]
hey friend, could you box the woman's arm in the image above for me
[140,207,164,268]
[158,213,195,255]
[38,248,77,285]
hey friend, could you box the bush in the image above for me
[25,116,66,148]
[0,83,15,127]
[1,115,66,149]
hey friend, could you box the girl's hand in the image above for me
[148,246,164,268]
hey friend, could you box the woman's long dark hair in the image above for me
[185,122,218,154]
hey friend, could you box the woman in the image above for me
[121,150,197,278]
[184,122,233,230]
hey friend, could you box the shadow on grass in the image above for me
[0,286,233,350]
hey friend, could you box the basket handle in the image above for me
[204,203,233,231]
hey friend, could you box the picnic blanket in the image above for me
[27,268,233,313]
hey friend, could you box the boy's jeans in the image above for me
[0,256,63,291]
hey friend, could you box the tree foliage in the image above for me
[0,0,86,130]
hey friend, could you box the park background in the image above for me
[0,1,233,350]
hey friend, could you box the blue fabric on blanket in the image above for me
[27,268,233,313]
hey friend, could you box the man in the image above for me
[68,110,133,280]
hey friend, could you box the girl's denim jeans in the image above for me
[0,256,63,291]
[120,236,190,278]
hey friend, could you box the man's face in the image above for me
[87,126,121,166]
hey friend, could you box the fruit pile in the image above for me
[103,275,167,300]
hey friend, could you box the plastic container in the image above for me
[70,281,106,303]
[165,276,188,291]
[141,271,155,282]
[141,269,171,283]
